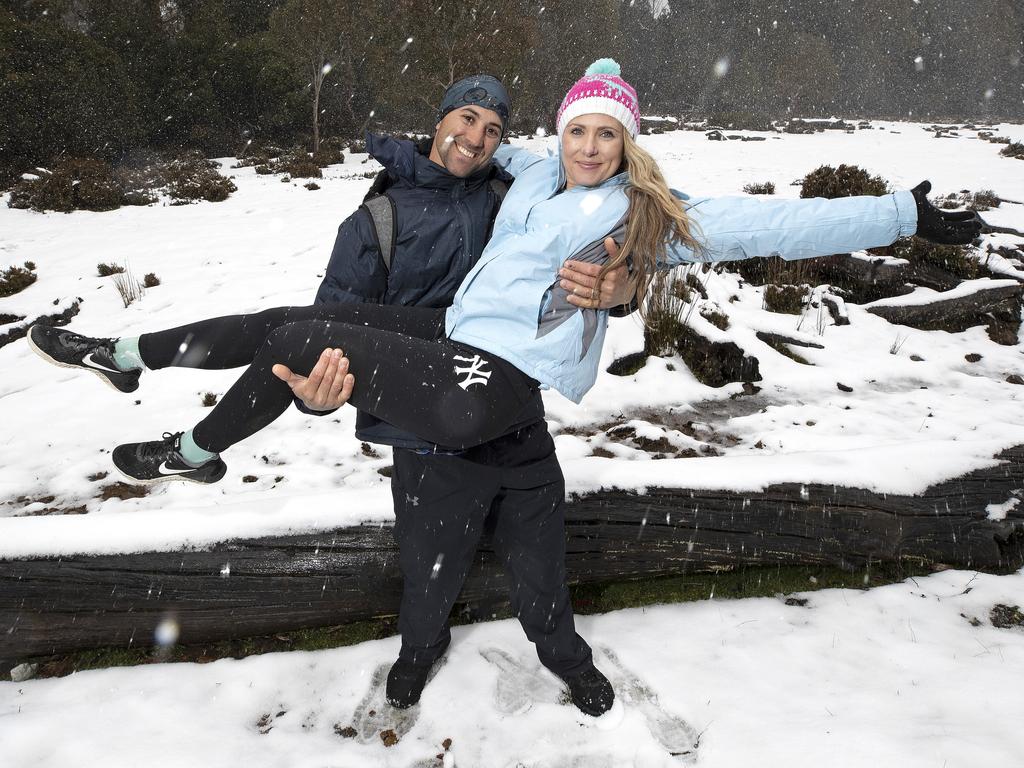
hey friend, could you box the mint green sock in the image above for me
[113,337,145,372]
[180,429,219,466]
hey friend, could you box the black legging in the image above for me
[137,304,538,453]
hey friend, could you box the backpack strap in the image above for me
[488,177,509,205]
[483,177,510,244]
[361,194,398,274]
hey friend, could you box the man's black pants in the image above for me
[389,421,592,678]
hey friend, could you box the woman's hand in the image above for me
[272,348,354,411]
[559,237,637,310]
[911,181,984,245]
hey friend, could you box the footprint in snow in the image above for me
[479,647,564,715]
[597,646,700,764]
[349,659,447,745]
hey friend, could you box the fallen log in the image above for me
[818,254,961,295]
[0,300,81,351]
[821,292,850,326]
[983,223,1024,238]
[865,282,1023,335]
[2,446,1022,663]
[754,331,825,349]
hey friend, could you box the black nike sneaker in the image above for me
[562,664,615,717]
[112,432,227,485]
[27,325,141,393]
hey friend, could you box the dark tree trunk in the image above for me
[2,447,1022,663]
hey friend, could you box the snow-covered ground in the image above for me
[2,568,1023,767]
[1,120,1022,555]
[1,121,1023,766]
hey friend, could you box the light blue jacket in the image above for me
[445,145,918,403]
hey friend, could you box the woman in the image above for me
[28,60,981,485]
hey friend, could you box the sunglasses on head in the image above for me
[456,86,509,120]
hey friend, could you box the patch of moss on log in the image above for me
[13,562,931,680]
[570,561,932,613]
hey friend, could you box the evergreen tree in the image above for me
[0,10,142,180]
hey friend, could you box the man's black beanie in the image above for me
[438,74,511,135]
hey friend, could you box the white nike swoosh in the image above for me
[158,461,197,476]
[81,352,122,374]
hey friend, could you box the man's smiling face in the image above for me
[429,105,503,177]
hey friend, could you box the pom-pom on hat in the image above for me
[556,59,640,139]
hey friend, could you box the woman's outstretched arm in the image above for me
[663,190,918,267]
[662,182,982,268]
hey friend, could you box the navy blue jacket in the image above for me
[313,133,521,448]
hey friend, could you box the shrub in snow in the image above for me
[114,162,164,207]
[311,149,343,168]
[743,181,776,195]
[707,111,773,132]
[233,144,288,169]
[272,150,323,179]
[643,271,691,357]
[312,139,345,167]
[890,238,988,281]
[143,273,161,288]
[0,262,37,298]
[606,351,647,377]
[999,141,1024,159]
[161,152,237,204]
[728,253,827,292]
[763,284,809,314]
[700,306,730,330]
[940,189,1001,212]
[968,190,1001,211]
[5,153,235,211]
[8,159,124,213]
[782,119,821,135]
[800,164,888,200]
[249,148,326,178]
[97,263,125,277]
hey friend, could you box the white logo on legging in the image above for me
[453,354,492,390]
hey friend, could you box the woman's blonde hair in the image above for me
[599,131,702,321]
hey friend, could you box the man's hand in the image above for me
[911,180,984,245]
[559,237,637,310]
[272,348,354,412]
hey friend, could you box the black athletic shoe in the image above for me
[27,325,141,393]
[563,664,615,717]
[385,659,434,709]
[112,432,227,485]
[386,634,451,710]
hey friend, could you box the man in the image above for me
[274,75,634,717]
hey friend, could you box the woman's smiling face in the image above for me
[560,113,625,190]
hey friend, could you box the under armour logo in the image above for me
[406,494,419,507]
[453,354,492,390]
